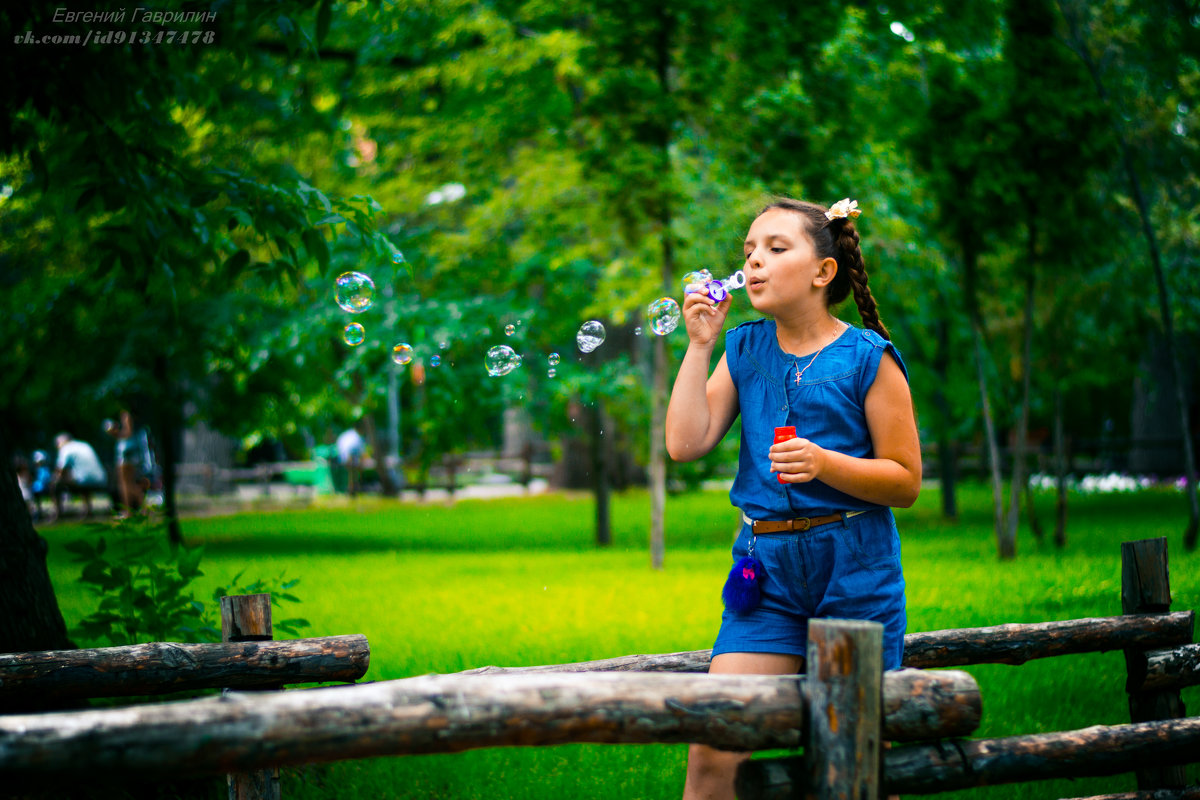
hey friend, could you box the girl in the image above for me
[665,197,921,800]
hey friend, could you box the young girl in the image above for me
[665,197,921,800]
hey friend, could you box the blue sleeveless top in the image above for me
[725,319,909,520]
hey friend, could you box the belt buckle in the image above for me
[793,517,811,532]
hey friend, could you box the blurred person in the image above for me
[30,450,53,520]
[13,455,35,516]
[336,425,366,497]
[105,408,154,515]
[53,431,109,520]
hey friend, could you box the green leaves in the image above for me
[67,516,309,646]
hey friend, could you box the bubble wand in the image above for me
[681,268,746,302]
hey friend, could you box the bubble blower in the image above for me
[681,268,747,303]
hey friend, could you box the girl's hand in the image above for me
[681,286,731,347]
[769,437,827,483]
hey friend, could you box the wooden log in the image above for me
[1063,787,1200,800]
[1122,538,1188,790]
[902,612,1194,669]
[737,717,1200,797]
[462,649,714,674]
[0,636,370,699]
[222,594,280,800]
[0,669,980,780]
[885,717,1200,794]
[1131,643,1200,693]
[460,612,1194,676]
[805,619,883,800]
[222,593,273,643]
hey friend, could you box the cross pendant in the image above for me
[794,368,802,386]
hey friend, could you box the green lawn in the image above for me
[42,483,1200,799]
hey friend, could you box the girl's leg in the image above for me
[682,651,804,800]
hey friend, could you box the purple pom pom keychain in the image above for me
[722,533,765,613]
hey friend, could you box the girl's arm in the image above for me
[769,352,921,507]
[665,292,740,462]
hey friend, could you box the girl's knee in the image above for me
[687,743,747,776]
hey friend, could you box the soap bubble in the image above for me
[648,297,681,335]
[485,345,521,376]
[390,246,406,264]
[548,353,561,366]
[682,269,713,294]
[430,355,442,367]
[576,320,606,353]
[391,343,414,365]
[335,272,375,313]
[635,327,643,336]
[548,368,557,378]
[439,341,449,350]
[505,324,516,336]
[343,323,366,346]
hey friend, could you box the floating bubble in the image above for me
[648,297,681,335]
[548,353,561,366]
[576,320,606,353]
[548,368,557,378]
[391,342,414,365]
[635,327,643,336]
[335,271,375,313]
[343,323,366,346]
[505,324,516,336]
[430,355,442,367]
[682,269,713,294]
[390,246,406,264]
[485,345,522,376]
[439,341,449,351]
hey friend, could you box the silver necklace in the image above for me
[793,324,844,386]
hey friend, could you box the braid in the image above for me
[757,197,891,341]
[833,221,891,341]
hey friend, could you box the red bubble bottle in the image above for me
[773,426,796,484]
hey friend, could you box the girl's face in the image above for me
[742,208,832,316]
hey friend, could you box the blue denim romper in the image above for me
[712,320,909,670]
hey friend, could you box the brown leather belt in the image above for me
[746,509,869,534]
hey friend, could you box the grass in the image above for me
[42,482,1200,799]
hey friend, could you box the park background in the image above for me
[1,1,1199,798]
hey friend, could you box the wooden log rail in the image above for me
[463,611,1195,680]
[0,668,979,781]
[736,717,1200,797]
[0,635,370,700]
[1129,642,1200,692]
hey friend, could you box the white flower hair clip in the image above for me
[825,198,862,221]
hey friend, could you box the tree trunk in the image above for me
[972,320,1008,558]
[1006,260,1037,547]
[152,354,184,547]
[0,428,76,713]
[589,400,611,547]
[934,313,959,520]
[960,241,1007,558]
[1053,385,1069,547]
[360,414,398,497]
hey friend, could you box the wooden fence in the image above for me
[0,539,1196,799]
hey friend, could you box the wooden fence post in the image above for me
[1121,538,1188,789]
[221,594,281,800]
[806,618,884,800]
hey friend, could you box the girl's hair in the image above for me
[759,198,890,341]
